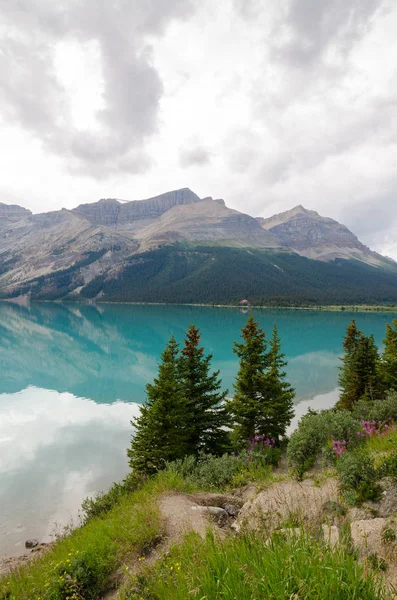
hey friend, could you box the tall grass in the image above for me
[124,530,391,600]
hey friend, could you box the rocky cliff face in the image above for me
[72,188,201,228]
[0,203,31,229]
[257,205,392,267]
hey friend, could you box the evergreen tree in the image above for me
[228,315,269,444]
[337,321,380,410]
[228,316,294,446]
[263,324,295,440]
[380,320,397,392]
[178,325,229,456]
[128,336,190,474]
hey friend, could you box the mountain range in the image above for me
[1,188,397,305]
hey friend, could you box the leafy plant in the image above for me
[352,392,397,423]
[381,527,396,544]
[287,408,357,477]
[81,471,146,523]
[336,450,380,504]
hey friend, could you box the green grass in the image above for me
[0,472,192,600]
[365,425,397,457]
[122,530,391,600]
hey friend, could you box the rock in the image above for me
[366,480,397,517]
[234,478,338,534]
[191,506,229,526]
[25,539,39,549]
[322,524,340,548]
[189,493,244,509]
[223,503,240,517]
[348,506,377,521]
[231,484,258,502]
[351,518,387,557]
[31,543,49,553]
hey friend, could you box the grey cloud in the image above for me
[340,189,397,241]
[274,0,384,66]
[0,0,196,175]
[179,145,212,168]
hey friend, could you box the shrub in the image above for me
[336,450,380,504]
[352,392,397,423]
[165,450,277,490]
[287,409,358,477]
[43,547,117,600]
[378,453,397,480]
[81,471,146,523]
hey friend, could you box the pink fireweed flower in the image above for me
[332,439,346,457]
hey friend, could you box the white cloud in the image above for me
[0,0,396,257]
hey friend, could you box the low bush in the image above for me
[336,450,380,505]
[122,530,391,600]
[287,409,358,477]
[378,452,397,480]
[81,472,146,523]
[352,392,397,423]
[165,449,277,490]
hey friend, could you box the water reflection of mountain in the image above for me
[0,302,391,403]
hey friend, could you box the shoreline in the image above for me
[1,298,397,313]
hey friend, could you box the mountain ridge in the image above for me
[0,189,396,304]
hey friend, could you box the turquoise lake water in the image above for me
[0,302,395,555]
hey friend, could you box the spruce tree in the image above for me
[227,315,269,444]
[380,320,397,392]
[128,336,190,475]
[338,320,362,410]
[337,321,380,410]
[178,325,229,456]
[263,324,295,440]
[228,316,294,446]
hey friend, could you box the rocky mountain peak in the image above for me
[72,188,201,227]
[0,202,31,223]
[257,205,390,267]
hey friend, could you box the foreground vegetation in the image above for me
[2,415,397,599]
[123,530,390,600]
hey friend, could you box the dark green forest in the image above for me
[3,245,397,305]
[81,246,397,305]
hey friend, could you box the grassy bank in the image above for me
[0,473,190,600]
[124,530,389,600]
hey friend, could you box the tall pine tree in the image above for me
[128,336,190,474]
[228,315,294,446]
[380,320,397,392]
[263,324,295,440]
[178,325,229,456]
[337,320,380,410]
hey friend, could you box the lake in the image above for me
[0,302,395,556]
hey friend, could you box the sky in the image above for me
[0,0,396,258]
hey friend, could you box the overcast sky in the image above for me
[1,0,396,257]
